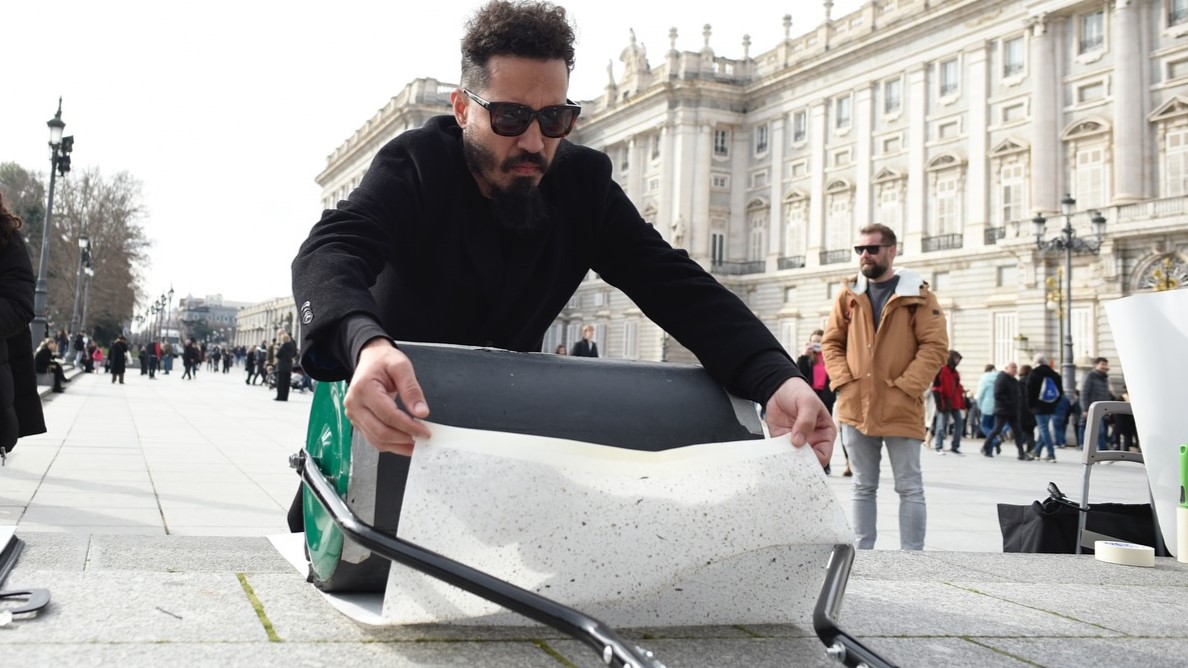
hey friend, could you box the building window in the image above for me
[1174,0,1188,26]
[780,320,797,355]
[939,58,960,96]
[1000,161,1025,225]
[827,194,852,250]
[1080,11,1104,54]
[750,169,769,190]
[1003,36,1025,77]
[651,134,661,159]
[884,78,902,114]
[938,121,959,139]
[1166,127,1188,196]
[1002,103,1026,123]
[1071,306,1093,361]
[711,232,725,265]
[623,319,639,360]
[1078,81,1105,103]
[879,185,901,229]
[619,147,629,172]
[835,96,852,128]
[788,160,808,177]
[993,311,1018,367]
[748,211,767,262]
[1075,145,1107,210]
[711,173,730,189]
[934,173,959,234]
[793,110,807,142]
[784,200,806,256]
[1169,57,1188,81]
[713,129,730,157]
[882,135,902,154]
[648,177,660,192]
[832,148,851,167]
[754,124,769,154]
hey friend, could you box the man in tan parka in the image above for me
[822,223,948,550]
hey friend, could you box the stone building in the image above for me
[316,0,1188,393]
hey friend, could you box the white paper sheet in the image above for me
[383,423,852,627]
[1105,289,1188,555]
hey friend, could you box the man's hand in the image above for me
[342,339,431,456]
[765,377,836,466]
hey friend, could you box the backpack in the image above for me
[1039,375,1060,403]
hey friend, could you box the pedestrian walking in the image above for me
[982,362,1032,460]
[930,350,966,454]
[1080,357,1113,450]
[1026,353,1062,461]
[109,335,129,384]
[274,330,295,402]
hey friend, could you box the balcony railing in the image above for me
[777,255,806,270]
[922,233,963,252]
[984,226,1006,245]
[819,248,851,265]
[711,260,766,276]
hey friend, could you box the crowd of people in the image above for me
[34,327,313,402]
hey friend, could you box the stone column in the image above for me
[855,85,874,230]
[966,43,990,246]
[767,115,786,267]
[906,64,928,251]
[1112,0,1144,203]
[1030,15,1059,214]
[807,100,828,266]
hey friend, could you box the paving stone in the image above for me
[83,535,292,572]
[960,582,1188,637]
[979,637,1188,668]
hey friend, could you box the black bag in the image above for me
[997,482,1166,555]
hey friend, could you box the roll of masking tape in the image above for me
[1095,540,1155,567]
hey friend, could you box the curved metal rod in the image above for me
[813,544,899,668]
[298,451,664,668]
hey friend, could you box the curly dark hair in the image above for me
[0,191,24,249]
[460,0,576,90]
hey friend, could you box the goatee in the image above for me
[462,133,550,235]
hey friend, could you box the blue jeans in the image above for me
[932,410,964,452]
[1034,413,1055,458]
[842,424,926,550]
[980,414,1000,448]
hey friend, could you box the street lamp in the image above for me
[165,286,175,341]
[1033,193,1107,396]
[80,262,95,335]
[30,98,75,347]
[68,232,90,347]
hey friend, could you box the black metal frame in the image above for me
[298,450,897,667]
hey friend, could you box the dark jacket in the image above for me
[992,371,1023,418]
[109,340,129,375]
[276,340,296,374]
[291,115,802,404]
[570,339,598,357]
[1026,363,1063,415]
[1080,369,1113,411]
[1,233,47,451]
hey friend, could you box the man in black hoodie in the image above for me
[982,361,1032,460]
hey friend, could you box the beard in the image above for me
[860,258,890,280]
[462,132,551,235]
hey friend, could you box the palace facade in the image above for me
[316,0,1188,390]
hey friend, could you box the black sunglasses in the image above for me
[853,244,891,255]
[464,89,581,138]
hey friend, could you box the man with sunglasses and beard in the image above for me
[821,224,948,551]
[289,0,835,521]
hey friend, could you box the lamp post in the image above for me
[156,294,167,342]
[165,286,175,341]
[80,262,95,335]
[68,232,90,345]
[31,98,75,347]
[1033,193,1107,396]
[135,315,144,345]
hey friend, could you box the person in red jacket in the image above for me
[931,350,965,454]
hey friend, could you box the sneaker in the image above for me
[951,449,964,456]
[843,465,852,477]
[1044,456,1057,462]
[935,449,945,455]
[1017,453,1035,461]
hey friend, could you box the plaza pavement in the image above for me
[1,364,1185,666]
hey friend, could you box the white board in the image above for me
[383,423,852,627]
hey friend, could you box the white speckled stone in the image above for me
[383,423,852,626]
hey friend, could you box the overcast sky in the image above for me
[3,0,859,308]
